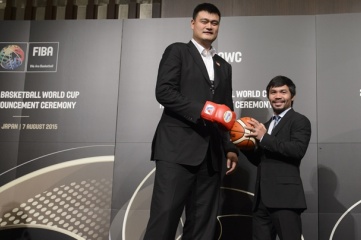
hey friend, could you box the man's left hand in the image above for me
[226,152,238,175]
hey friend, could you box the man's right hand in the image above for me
[201,101,236,130]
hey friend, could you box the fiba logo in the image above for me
[33,46,54,56]
[27,42,59,72]
[0,45,25,70]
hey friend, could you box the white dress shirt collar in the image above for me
[191,39,216,57]
[276,107,292,119]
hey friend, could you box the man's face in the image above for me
[191,11,220,48]
[268,85,295,114]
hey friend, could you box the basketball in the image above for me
[230,117,257,151]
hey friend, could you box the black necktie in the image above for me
[274,115,281,125]
[270,115,281,133]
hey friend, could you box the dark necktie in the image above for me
[274,115,281,125]
[270,115,281,133]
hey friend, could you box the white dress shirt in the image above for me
[191,39,216,81]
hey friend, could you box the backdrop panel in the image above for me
[317,13,361,240]
[112,18,191,240]
[0,20,122,239]
[316,14,361,144]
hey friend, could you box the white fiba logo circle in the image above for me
[329,200,361,239]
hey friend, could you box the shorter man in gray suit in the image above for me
[244,75,311,240]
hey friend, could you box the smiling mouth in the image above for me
[273,101,284,106]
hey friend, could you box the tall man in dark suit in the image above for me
[144,3,239,240]
[244,75,311,240]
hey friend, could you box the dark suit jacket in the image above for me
[246,109,311,210]
[151,41,238,171]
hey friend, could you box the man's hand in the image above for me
[226,152,238,175]
[244,118,267,140]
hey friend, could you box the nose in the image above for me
[274,92,282,98]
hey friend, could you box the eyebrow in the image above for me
[199,18,219,23]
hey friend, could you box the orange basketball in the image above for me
[230,117,257,151]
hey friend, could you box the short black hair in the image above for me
[266,75,296,98]
[192,3,221,21]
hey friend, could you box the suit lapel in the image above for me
[271,109,294,135]
[213,54,222,88]
[265,117,272,130]
[187,41,212,84]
